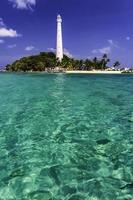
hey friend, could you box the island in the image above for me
[5,52,133,74]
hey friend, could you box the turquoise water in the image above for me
[0,73,133,200]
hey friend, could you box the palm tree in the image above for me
[101,54,110,70]
[103,54,108,59]
[84,59,92,70]
[113,61,121,69]
[93,57,98,70]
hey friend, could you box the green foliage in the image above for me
[5,52,116,72]
[6,52,57,72]
[113,61,121,68]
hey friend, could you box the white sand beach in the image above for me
[66,70,122,74]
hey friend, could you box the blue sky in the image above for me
[0,0,133,67]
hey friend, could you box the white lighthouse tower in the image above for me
[56,15,63,62]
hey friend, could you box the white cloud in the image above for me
[25,45,35,51]
[108,39,113,45]
[92,46,111,55]
[7,44,17,48]
[47,48,56,52]
[126,36,130,41]
[0,28,20,37]
[0,39,4,44]
[99,46,111,54]
[47,48,73,58]
[0,18,5,27]
[92,49,98,54]
[107,39,119,48]
[0,18,21,38]
[87,56,93,59]
[9,0,36,9]
[64,48,73,58]
[91,39,119,55]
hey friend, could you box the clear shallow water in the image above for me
[0,73,133,200]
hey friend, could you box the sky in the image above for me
[0,0,133,67]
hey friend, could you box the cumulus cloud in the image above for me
[0,18,21,37]
[8,0,36,9]
[0,39,4,43]
[25,45,35,51]
[7,44,17,48]
[0,28,20,37]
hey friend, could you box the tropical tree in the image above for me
[113,61,121,69]
[84,59,92,70]
[5,52,114,72]
[93,57,98,69]
[101,54,110,70]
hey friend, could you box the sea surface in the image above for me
[0,73,133,200]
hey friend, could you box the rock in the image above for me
[62,185,76,195]
[120,182,133,189]
[96,139,111,145]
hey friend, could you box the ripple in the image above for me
[0,73,133,199]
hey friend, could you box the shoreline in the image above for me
[65,70,122,74]
[1,70,133,74]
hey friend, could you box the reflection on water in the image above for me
[0,73,133,199]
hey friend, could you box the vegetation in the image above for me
[6,52,121,72]
[113,61,121,69]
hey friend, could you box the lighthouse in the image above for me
[56,15,63,62]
